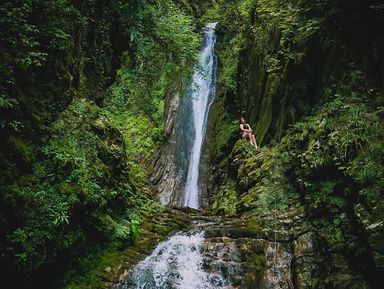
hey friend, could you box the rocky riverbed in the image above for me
[109,208,317,289]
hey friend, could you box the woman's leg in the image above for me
[243,132,256,147]
[243,132,250,140]
[250,134,255,146]
[246,133,253,144]
[252,134,258,148]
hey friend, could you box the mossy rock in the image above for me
[211,179,238,216]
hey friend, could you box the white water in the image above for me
[183,22,218,209]
[114,23,220,289]
[114,232,214,289]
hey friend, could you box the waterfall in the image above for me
[113,232,215,289]
[183,22,218,209]
[114,23,220,289]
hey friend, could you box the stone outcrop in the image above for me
[149,84,184,205]
[227,140,377,288]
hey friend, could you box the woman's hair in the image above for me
[239,117,245,124]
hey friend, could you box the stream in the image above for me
[112,215,244,289]
[112,23,300,289]
[115,232,212,289]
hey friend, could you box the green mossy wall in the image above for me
[204,0,384,287]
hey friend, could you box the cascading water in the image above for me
[113,23,222,289]
[183,22,218,209]
[114,232,215,289]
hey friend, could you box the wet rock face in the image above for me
[191,216,274,289]
[111,214,267,289]
[262,241,294,289]
[201,237,243,288]
[226,141,377,289]
[197,215,304,289]
[149,85,185,205]
[293,233,317,289]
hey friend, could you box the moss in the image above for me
[211,179,238,216]
[206,94,239,160]
[244,254,266,288]
[237,238,265,288]
[7,135,35,165]
[228,90,384,287]
[245,218,263,235]
[61,207,191,289]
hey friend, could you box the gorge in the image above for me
[0,1,383,289]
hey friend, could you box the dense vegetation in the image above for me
[1,0,383,288]
[0,0,204,287]
[205,0,384,287]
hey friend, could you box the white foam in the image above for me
[120,232,214,289]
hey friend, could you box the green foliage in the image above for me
[7,136,35,164]
[3,99,138,273]
[135,1,199,66]
[103,0,200,191]
[204,0,384,286]
[0,94,19,109]
[231,73,384,279]
[255,0,321,64]
[202,0,254,90]
[0,0,84,132]
[211,180,238,216]
[0,0,201,284]
[125,0,199,97]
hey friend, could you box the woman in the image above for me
[239,117,258,148]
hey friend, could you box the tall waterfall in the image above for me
[183,22,218,209]
[113,23,221,289]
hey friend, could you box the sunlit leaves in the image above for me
[255,0,321,68]
[0,93,19,109]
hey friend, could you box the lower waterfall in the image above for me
[113,232,219,289]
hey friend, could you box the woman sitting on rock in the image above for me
[239,117,258,148]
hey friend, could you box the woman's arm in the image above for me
[240,124,251,133]
[240,124,248,132]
